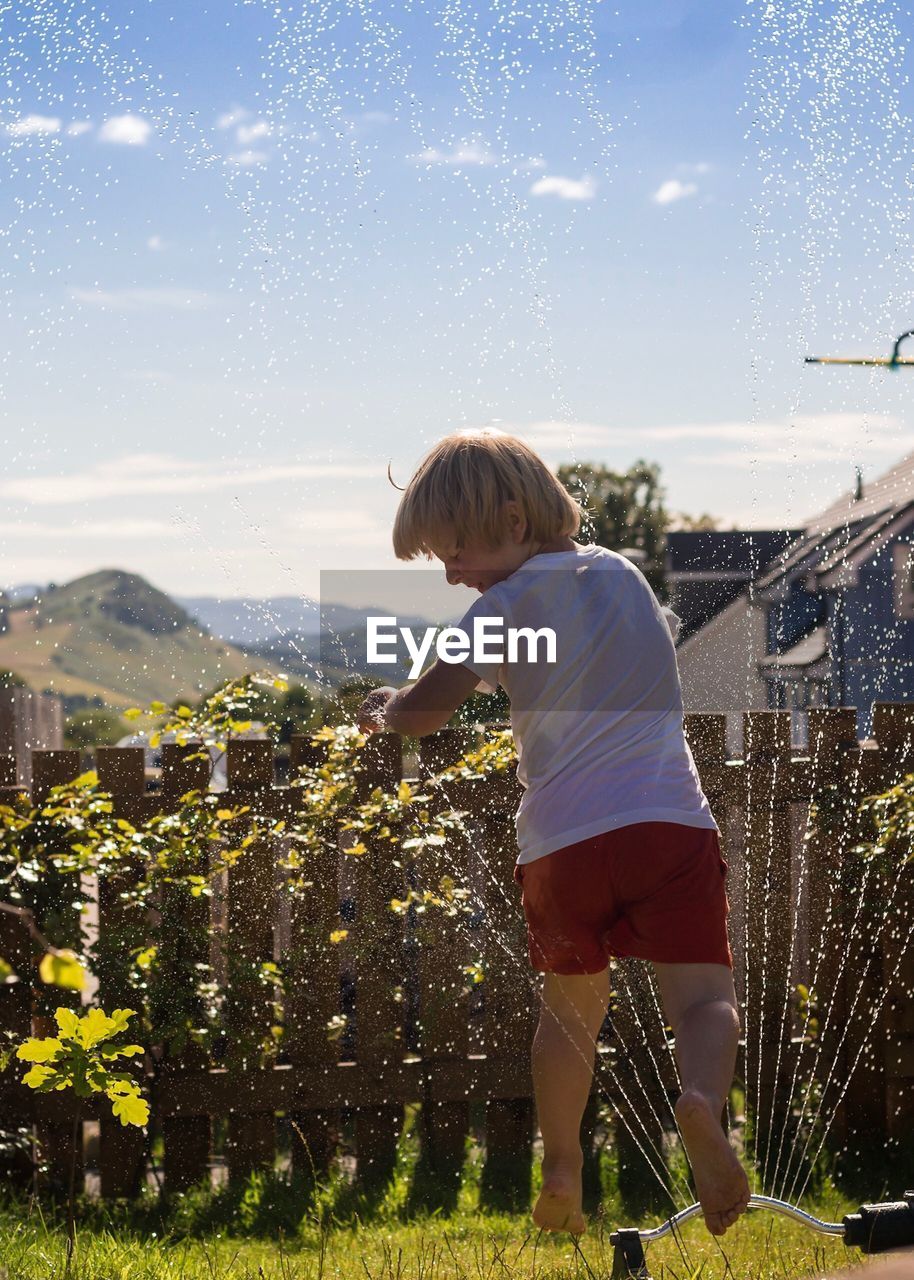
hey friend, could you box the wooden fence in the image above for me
[0,704,912,1209]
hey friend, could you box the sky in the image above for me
[2,0,914,604]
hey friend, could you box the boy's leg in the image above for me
[652,962,751,1237]
[531,966,611,1234]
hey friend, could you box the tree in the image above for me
[556,459,671,594]
[64,709,125,749]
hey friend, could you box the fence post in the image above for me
[352,732,405,1189]
[283,733,341,1184]
[0,751,34,1190]
[740,710,795,1186]
[479,774,537,1215]
[409,728,478,1208]
[221,739,278,1185]
[800,707,859,1174]
[30,748,83,1197]
[95,746,148,1198]
[159,742,213,1195]
[861,704,914,1169]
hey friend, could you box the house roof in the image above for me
[758,623,828,670]
[664,529,803,575]
[754,447,914,596]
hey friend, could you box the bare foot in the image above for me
[532,1158,587,1235]
[675,1090,751,1237]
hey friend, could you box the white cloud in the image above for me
[69,287,212,311]
[530,174,596,201]
[226,149,268,167]
[410,141,499,166]
[66,120,93,137]
[0,453,384,506]
[652,178,698,205]
[236,120,270,145]
[677,161,711,176]
[0,519,184,538]
[518,156,547,171]
[466,414,912,469]
[98,114,152,146]
[217,106,250,130]
[146,234,165,252]
[7,114,61,136]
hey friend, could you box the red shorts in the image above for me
[512,822,732,974]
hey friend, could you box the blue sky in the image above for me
[1,0,913,602]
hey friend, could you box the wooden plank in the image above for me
[283,733,340,1182]
[94,747,147,1199]
[158,741,213,1193]
[739,711,797,1186]
[410,731,475,1206]
[352,733,405,1189]
[802,709,859,1161]
[0,898,35,1188]
[479,805,536,1212]
[223,739,277,1183]
[30,748,85,1198]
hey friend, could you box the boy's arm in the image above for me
[383,659,481,737]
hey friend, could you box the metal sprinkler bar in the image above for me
[805,328,914,367]
[609,1191,914,1279]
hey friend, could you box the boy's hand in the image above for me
[356,686,398,734]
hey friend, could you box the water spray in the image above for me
[610,1191,914,1279]
[805,329,914,368]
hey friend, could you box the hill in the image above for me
[0,569,281,710]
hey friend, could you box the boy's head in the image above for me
[391,427,585,591]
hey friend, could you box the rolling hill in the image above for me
[0,569,282,710]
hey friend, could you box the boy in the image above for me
[357,428,751,1237]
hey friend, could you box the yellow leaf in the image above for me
[123,708,143,720]
[108,1088,149,1128]
[329,929,349,945]
[135,947,157,971]
[149,732,161,749]
[273,678,289,691]
[0,956,13,982]
[54,1008,80,1039]
[22,1063,57,1088]
[39,950,85,991]
[347,841,367,857]
[149,700,167,715]
[77,1008,116,1049]
[16,1037,61,1063]
[175,705,193,720]
[215,809,234,821]
[398,780,412,803]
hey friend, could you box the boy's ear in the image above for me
[505,499,528,542]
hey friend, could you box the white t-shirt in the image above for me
[455,542,720,864]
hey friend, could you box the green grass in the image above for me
[0,1190,866,1280]
[0,1108,869,1280]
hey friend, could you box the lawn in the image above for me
[0,1109,869,1280]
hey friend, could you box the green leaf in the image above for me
[0,955,14,982]
[16,1037,61,1063]
[39,950,86,991]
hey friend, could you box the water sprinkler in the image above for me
[805,328,914,368]
[610,1191,914,1279]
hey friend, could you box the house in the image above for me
[664,530,803,641]
[0,686,65,787]
[674,452,914,753]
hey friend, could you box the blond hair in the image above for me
[391,427,584,560]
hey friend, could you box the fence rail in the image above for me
[1,704,912,1207]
